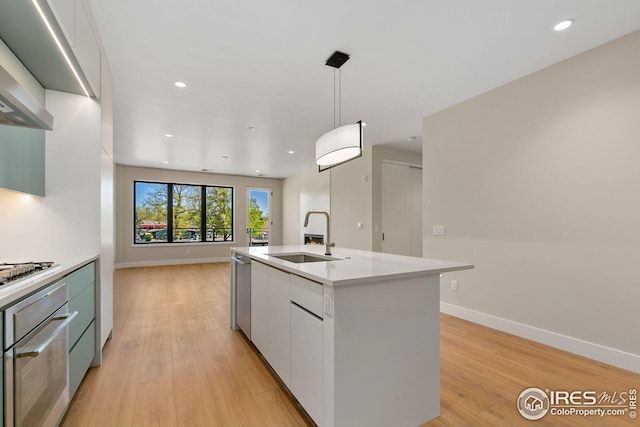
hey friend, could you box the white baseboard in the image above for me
[115,257,230,269]
[440,302,640,374]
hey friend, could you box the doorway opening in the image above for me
[247,188,270,246]
[381,162,423,257]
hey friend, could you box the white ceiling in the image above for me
[87,0,640,179]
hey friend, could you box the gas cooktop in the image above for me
[0,262,57,286]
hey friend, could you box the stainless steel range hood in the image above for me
[0,64,53,130]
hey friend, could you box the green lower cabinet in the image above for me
[69,320,96,397]
[67,263,95,301]
[69,284,95,346]
[1,356,3,424]
[67,261,97,399]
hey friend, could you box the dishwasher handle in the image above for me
[231,256,251,265]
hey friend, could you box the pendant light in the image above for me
[316,51,364,172]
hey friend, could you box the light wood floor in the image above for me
[61,263,640,427]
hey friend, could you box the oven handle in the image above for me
[16,311,79,358]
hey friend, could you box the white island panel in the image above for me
[326,274,440,427]
[231,245,472,427]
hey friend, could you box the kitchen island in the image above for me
[230,245,473,427]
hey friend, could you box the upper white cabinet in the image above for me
[73,1,101,98]
[47,0,75,44]
[45,0,101,98]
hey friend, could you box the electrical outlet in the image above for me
[433,225,446,236]
[451,280,458,292]
[324,293,334,317]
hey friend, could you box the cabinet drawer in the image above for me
[69,320,95,398]
[290,275,323,319]
[67,263,95,300]
[69,283,95,348]
[291,303,323,426]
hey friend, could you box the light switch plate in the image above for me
[433,225,446,236]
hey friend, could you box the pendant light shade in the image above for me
[316,121,363,171]
[316,51,364,172]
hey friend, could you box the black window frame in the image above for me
[133,180,234,245]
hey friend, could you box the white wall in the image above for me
[282,166,331,246]
[330,148,373,251]
[301,167,331,243]
[0,91,101,260]
[115,165,283,267]
[423,30,640,371]
[283,146,423,253]
[282,171,301,245]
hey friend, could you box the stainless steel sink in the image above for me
[269,252,341,263]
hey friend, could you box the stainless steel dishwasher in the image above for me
[231,255,251,337]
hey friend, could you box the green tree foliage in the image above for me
[136,183,167,226]
[206,187,233,240]
[249,197,265,238]
[173,185,201,239]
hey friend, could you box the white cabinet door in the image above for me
[47,0,76,45]
[291,303,323,427]
[250,262,268,354]
[266,267,291,387]
[73,0,101,97]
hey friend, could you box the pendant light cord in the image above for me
[333,69,336,129]
[332,68,343,129]
[339,68,342,127]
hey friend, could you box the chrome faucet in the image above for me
[304,210,335,255]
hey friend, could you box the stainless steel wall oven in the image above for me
[4,279,77,427]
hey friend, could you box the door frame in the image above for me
[246,187,272,246]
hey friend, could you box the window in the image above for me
[134,181,233,244]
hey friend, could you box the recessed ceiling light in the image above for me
[248,126,255,131]
[163,161,169,164]
[174,81,187,88]
[221,155,229,159]
[165,134,173,138]
[255,170,260,173]
[288,150,294,154]
[408,136,417,142]
[554,19,574,32]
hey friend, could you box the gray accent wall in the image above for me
[423,30,640,358]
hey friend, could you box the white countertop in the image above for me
[0,254,98,307]
[231,245,473,286]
